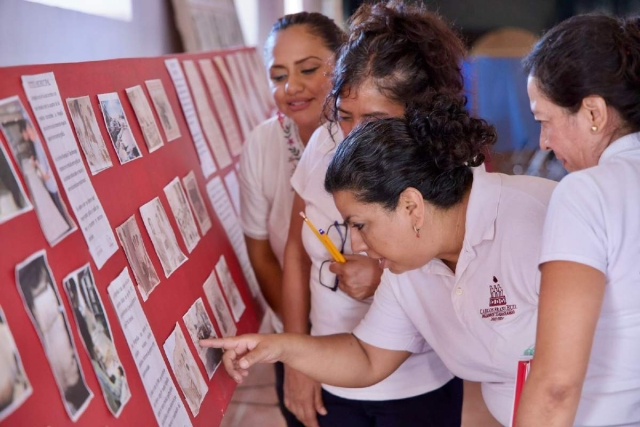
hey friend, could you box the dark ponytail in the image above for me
[325,94,497,210]
[524,14,640,132]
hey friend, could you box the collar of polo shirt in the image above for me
[424,168,501,277]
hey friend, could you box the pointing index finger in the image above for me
[199,337,234,349]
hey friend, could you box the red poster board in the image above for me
[0,48,266,426]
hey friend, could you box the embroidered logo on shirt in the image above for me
[480,276,517,322]
[277,111,303,188]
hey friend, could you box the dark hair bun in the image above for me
[406,95,497,171]
[325,94,497,210]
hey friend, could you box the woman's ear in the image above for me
[398,187,425,228]
[581,95,608,131]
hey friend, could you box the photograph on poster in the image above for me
[116,215,161,301]
[0,306,33,423]
[0,139,32,224]
[215,255,245,322]
[97,92,142,164]
[182,298,222,379]
[163,325,208,417]
[139,197,187,278]
[202,270,236,337]
[164,177,200,253]
[15,251,93,422]
[145,79,181,142]
[0,96,77,245]
[63,265,131,417]
[125,86,164,153]
[182,170,211,235]
[66,96,113,175]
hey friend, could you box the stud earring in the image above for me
[413,225,421,238]
[591,125,598,132]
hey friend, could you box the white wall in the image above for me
[235,0,342,52]
[0,0,181,66]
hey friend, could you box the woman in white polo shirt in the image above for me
[515,15,640,427]
[201,96,558,426]
[238,12,345,427]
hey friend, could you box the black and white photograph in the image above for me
[0,96,77,246]
[182,298,222,379]
[125,85,164,153]
[0,306,33,423]
[163,324,208,417]
[202,270,236,337]
[0,139,32,224]
[15,250,93,422]
[66,96,113,175]
[97,92,142,165]
[63,264,131,417]
[116,215,161,301]
[139,197,187,278]
[164,177,200,253]
[182,170,211,235]
[215,255,245,322]
[145,79,181,142]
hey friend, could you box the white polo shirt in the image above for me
[239,115,305,333]
[540,131,640,426]
[291,124,453,401]
[353,169,557,424]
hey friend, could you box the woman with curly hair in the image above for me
[202,93,559,426]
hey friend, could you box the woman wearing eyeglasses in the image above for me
[237,12,345,427]
[276,2,467,427]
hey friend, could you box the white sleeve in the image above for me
[540,172,607,273]
[238,129,269,240]
[353,273,429,353]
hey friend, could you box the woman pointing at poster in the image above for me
[202,95,559,426]
[276,2,472,426]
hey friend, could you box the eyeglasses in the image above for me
[319,221,348,292]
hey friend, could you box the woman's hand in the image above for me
[329,254,383,300]
[199,334,283,383]
[284,367,326,427]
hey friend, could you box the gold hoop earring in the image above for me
[591,125,598,132]
[413,225,421,238]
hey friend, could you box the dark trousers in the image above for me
[275,362,306,427]
[318,377,463,427]
[275,364,462,427]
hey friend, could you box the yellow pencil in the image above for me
[299,212,346,263]
[319,228,344,262]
